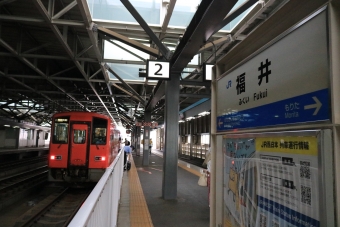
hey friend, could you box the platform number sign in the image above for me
[147,60,170,80]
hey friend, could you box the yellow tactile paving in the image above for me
[128,157,154,227]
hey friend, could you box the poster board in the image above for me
[222,130,333,227]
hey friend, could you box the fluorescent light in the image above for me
[198,111,210,116]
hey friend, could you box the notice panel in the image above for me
[223,133,320,227]
[216,10,329,131]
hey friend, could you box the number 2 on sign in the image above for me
[155,63,162,76]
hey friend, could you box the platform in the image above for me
[117,150,210,227]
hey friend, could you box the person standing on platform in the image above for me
[123,143,131,170]
[122,138,127,145]
[149,139,153,154]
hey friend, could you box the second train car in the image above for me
[48,111,121,182]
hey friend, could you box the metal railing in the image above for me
[68,151,124,227]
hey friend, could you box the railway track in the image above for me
[0,166,48,210]
[13,186,93,227]
[0,166,48,195]
[0,152,94,226]
[0,155,48,179]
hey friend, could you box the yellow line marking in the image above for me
[128,157,154,227]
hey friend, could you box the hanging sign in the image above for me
[146,60,170,80]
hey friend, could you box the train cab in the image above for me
[49,111,120,182]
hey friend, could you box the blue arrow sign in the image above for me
[217,89,329,131]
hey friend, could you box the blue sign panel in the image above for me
[217,89,329,131]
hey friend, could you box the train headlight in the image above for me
[95,156,106,161]
[51,155,62,160]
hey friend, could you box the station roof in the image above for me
[0,0,286,129]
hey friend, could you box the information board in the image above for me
[216,10,329,131]
[223,132,320,227]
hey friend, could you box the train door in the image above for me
[69,123,90,167]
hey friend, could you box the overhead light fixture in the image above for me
[4,125,10,127]
[198,111,210,116]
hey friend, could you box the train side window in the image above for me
[74,130,86,144]
[53,121,69,143]
[92,117,107,145]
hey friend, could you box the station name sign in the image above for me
[216,11,330,131]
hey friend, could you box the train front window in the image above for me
[92,117,107,145]
[53,118,69,143]
[74,130,86,144]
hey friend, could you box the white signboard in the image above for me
[147,60,170,80]
[216,10,329,130]
[204,64,213,81]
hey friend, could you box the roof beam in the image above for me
[50,66,77,77]
[0,0,17,7]
[171,0,237,72]
[213,0,259,34]
[0,38,85,109]
[146,0,237,111]
[22,43,52,54]
[105,64,146,104]
[98,27,160,57]
[205,37,234,63]
[34,0,119,120]
[102,59,145,65]
[0,15,44,23]
[120,0,171,59]
[52,0,78,20]
[76,45,93,58]
[159,0,177,40]
[5,73,106,83]
[106,39,146,62]
[0,52,98,62]
[0,70,70,111]
[0,15,84,26]
[110,83,134,97]
[89,68,101,80]
[198,36,230,54]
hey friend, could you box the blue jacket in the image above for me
[124,145,131,153]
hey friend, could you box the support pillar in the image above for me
[136,126,141,156]
[162,74,180,200]
[143,111,151,166]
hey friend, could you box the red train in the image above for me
[48,111,121,182]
